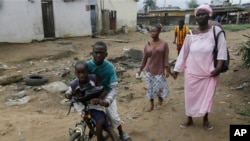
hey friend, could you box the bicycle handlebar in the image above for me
[67,96,91,115]
[66,86,104,115]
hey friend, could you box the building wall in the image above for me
[144,10,196,26]
[53,0,92,38]
[0,0,44,43]
[137,16,196,26]
[0,0,92,43]
[98,0,137,31]
[149,10,195,17]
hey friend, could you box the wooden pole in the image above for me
[236,0,241,24]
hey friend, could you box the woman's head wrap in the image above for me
[194,4,213,17]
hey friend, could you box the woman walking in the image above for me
[138,25,170,112]
[173,4,228,130]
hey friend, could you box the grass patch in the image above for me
[236,105,250,117]
[235,104,250,122]
[240,34,250,68]
[223,24,250,31]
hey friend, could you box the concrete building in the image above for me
[0,0,92,43]
[0,0,138,43]
[137,6,248,26]
[97,0,138,34]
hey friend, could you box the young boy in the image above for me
[173,20,189,55]
[87,41,131,141]
[64,60,119,141]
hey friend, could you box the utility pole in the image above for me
[236,0,241,24]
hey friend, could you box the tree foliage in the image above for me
[186,0,199,8]
[241,35,250,68]
[143,0,157,13]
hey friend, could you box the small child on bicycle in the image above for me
[64,60,119,141]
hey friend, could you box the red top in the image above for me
[141,40,169,75]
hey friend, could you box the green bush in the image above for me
[236,104,250,122]
[241,35,250,68]
[223,24,250,31]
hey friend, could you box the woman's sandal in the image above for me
[180,121,193,128]
[203,121,213,130]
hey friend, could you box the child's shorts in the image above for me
[90,109,110,129]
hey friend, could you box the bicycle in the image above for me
[66,86,109,141]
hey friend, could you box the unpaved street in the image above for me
[0,29,250,141]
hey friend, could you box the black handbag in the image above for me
[213,26,230,73]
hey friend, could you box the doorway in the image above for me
[41,0,55,38]
[90,5,97,34]
[110,10,116,30]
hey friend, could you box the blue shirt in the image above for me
[87,59,117,91]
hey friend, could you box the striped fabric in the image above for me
[175,26,189,45]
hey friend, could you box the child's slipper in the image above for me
[121,133,132,141]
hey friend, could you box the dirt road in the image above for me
[0,28,249,141]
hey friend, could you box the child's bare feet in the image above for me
[144,99,154,112]
[143,106,154,112]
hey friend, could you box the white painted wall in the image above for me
[53,0,92,38]
[98,0,137,30]
[0,0,44,43]
[0,0,92,43]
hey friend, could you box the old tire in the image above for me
[24,75,48,86]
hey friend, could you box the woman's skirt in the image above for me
[145,71,169,99]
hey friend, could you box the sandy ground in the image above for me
[0,28,250,141]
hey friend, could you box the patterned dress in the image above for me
[141,40,170,99]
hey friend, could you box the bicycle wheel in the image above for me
[69,132,81,141]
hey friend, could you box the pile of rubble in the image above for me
[136,24,170,34]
